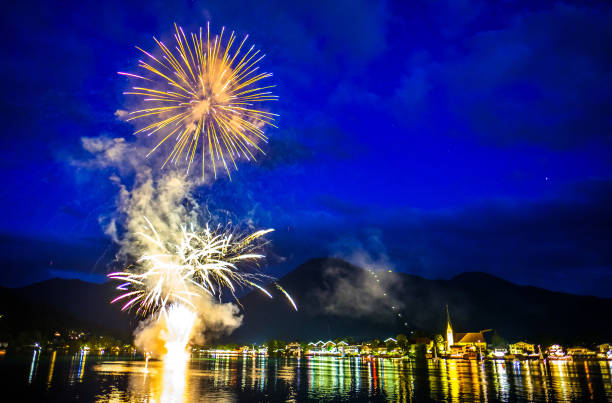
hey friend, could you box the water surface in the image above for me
[2,351,611,402]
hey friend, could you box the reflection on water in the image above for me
[27,349,39,384]
[3,353,612,402]
[47,350,56,389]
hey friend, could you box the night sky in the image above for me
[1,0,611,297]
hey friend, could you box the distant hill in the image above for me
[0,278,135,339]
[230,258,612,345]
[1,258,610,345]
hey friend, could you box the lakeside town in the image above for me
[197,307,612,362]
[200,337,612,361]
[198,308,612,362]
[3,308,611,362]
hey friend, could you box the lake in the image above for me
[1,351,611,402]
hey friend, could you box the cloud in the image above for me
[274,178,612,298]
[379,179,612,296]
[438,4,612,146]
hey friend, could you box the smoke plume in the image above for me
[314,231,404,321]
[79,134,247,353]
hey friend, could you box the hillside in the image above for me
[1,258,610,345]
[230,258,612,344]
[0,278,135,339]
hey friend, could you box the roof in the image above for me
[455,332,485,344]
[510,341,534,347]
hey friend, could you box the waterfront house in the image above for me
[454,333,487,350]
[307,340,341,355]
[323,340,337,353]
[547,344,566,357]
[360,344,373,355]
[285,342,302,356]
[509,342,536,356]
[566,346,596,357]
[597,343,611,353]
[307,340,327,354]
[596,344,612,359]
[345,344,361,355]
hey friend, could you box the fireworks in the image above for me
[120,23,278,179]
[162,304,197,363]
[275,283,298,311]
[108,217,295,316]
[105,23,293,369]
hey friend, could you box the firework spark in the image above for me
[108,217,294,316]
[120,23,278,179]
[275,283,298,311]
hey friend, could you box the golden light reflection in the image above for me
[447,359,460,401]
[158,353,189,403]
[46,351,56,389]
[85,355,612,402]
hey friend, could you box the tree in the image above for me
[491,331,507,348]
[396,334,409,352]
[434,334,444,352]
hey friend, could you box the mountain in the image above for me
[1,258,611,345]
[229,257,612,344]
[0,278,135,339]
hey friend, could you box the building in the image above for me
[445,306,487,356]
[344,344,361,355]
[454,332,487,350]
[285,342,302,356]
[307,340,342,355]
[509,342,536,356]
[445,306,454,351]
[597,344,612,360]
[566,346,596,357]
[360,344,372,355]
[547,344,566,357]
[337,341,348,355]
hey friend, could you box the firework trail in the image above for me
[275,283,298,311]
[120,23,278,179]
[108,217,291,317]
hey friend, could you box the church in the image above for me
[445,306,487,357]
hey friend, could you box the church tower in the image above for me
[445,305,454,350]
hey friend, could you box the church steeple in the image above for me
[446,305,454,349]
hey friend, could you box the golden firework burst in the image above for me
[120,23,278,179]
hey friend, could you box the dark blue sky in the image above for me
[1,0,611,297]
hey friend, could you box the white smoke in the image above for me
[315,231,404,320]
[79,134,246,353]
[104,169,197,257]
[134,298,242,358]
